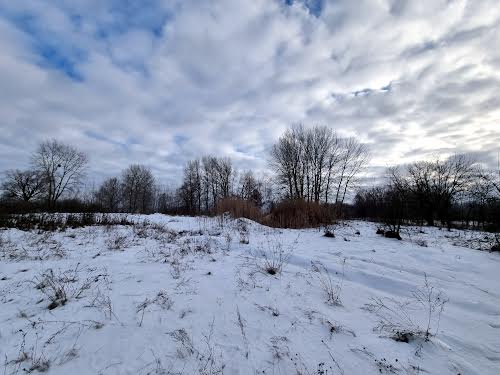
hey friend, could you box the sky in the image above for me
[0,0,499,187]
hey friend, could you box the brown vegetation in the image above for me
[262,199,335,229]
[216,197,262,221]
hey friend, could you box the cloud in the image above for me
[0,0,499,187]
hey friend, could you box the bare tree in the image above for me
[1,169,45,201]
[323,136,343,204]
[491,177,500,196]
[179,159,202,214]
[239,170,263,207]
[483,157,500,197]
[270,126,368,205]
[31,139,88,209]
[202,156,219,210]
[215,157,233,199]
[333,137,370,205]
[95,177,122,212]
[309,126,338,202]
[472,161,500,230]
[390,154,478,226]
[270,126,304,199]
[298,125,339,202]
[178,156,236,214]
[121,164,155,213]
[156,187,180,214]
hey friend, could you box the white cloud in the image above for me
[0,0,499,186]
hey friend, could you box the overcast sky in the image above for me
[0,0,499,187]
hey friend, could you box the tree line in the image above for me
[1,129,499,232]
[354,154,500,233]
[2,140,88,211]
[0,139,271,216]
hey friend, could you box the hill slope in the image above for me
[1,215,499,374]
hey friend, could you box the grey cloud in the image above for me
[0,0,499,187]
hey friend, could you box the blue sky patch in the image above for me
[284,0,324,17]
[173,135,188,146]
[35,43,84,81]
[3,12,86,81]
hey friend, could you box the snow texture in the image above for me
[1,214,499,374]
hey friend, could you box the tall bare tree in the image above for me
[270,126,304,199]
[121,164,155,213]
[270,126,368,204]
[179,159,202,213]
[323,136,343,203]
[308,126,337,202]
[202,156,218,210]
[215,157,233,199]
[333,137,370,205]
[485,156,500,197]
[1,169,45,201]
[178,156,236,214]
[239,170,263,207]
[31,139,88,209]
[95,177,122,212]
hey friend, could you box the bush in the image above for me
[323,228,335,238]
[0,213,133,231]
[363,275,448,347]
[34,265,108,310]
[253,235,295,276]
[311,260,345,306]
[415,239,428,247]
[263,199,335,229]
[384,230,402,240]
[216,198,262,221]
[236,219,250,244]
[106,233,129,251]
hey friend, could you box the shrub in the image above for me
[311,260,345,306]
[363,275,448,347]
[34,265,106,310]
[323,226,335,238]
[236,219,250,244]
[9,333,51,373]
[35,269,68,310]
[253,235,295,276]
[492,234,500,252]
[384,230,402,240]
[263,199,335,229]
[376,226,402,240]
[137,290,174,326]
[415,239,428,247]
[106,233,129,251]
[0,213,133,231]
[216,198,262,221]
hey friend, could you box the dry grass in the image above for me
[263,199,335,229]
[311,259,346,306]
[216,198,262,221]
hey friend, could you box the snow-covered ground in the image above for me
[1,214,499,375]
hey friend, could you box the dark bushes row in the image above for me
[0,213,133,231]
[0,198,103,215]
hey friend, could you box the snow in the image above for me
[1,214,499,374]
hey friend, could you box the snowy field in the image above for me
[1,214,499,375]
